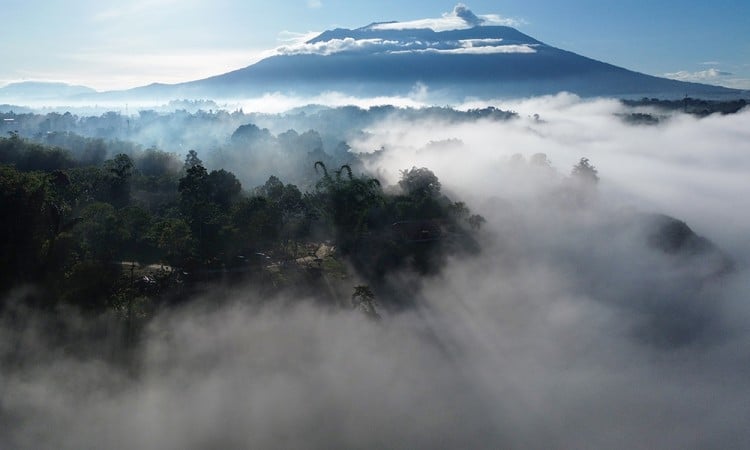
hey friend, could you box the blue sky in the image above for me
[2,0,748,90]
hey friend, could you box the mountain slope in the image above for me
[101,6,744,101]
[121,29,736,101]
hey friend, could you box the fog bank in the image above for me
[2,94,750,449]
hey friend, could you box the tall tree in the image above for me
[104,153,133,208]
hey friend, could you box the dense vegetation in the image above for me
[0,131,488,326]
[621,97,747,117]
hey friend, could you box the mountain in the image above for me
[0,81,97,101]
[104,5,741,102]
[10,6,745,103]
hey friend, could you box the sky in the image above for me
[1,0,749,91]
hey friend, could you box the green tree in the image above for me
[0,166,54,289]
[259,175,285,202]
[104,153,134,208]
[398,167,441,198]
[178,164,210,225]
[150,218,195,267]
[311,162,383,250]
[232,196,281,251]
[207,169,241,208]
[257,177,309,254]
[76,202,128,262]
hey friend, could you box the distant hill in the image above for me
[0,82,97,101]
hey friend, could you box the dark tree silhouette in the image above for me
[183,149,203,170]
[571,157,599,184]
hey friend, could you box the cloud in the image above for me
[371,3,522,32]
[458,38,505,46]
[2,95,750,448]
[664,68,733,82]
[664,68,750,89]
[350,94,750,253]
[714,77,750,89]
[276,30,322,45]
[275,36,536,57]
[452,3,483,26]
[276,38,400,56]
[306,0,322,9]
[233,89,429,114]
[390,44,536,56]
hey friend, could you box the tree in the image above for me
[137,148,180,178]
[568,157,600,207]
[151,218,195,267]
[311,162,383,250]
[230,123,272,145]
[207,169,241,208]
[79,203,129,260]
[467,214,486,230]
[183,149,202,170]
[232,196,281,251]
[448,201,470,220]
[104,153,134,208]
[571,157,599,184]
[259,175,285,202]
[351,285,380,320]
[398,167,441,198]
[179,164,210,216]
[0,166,54,289]
[80,138,107,166]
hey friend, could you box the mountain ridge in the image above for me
[0,81,97,101]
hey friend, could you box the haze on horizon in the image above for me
[1,1,749,92]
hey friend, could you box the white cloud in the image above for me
[458,38,505,46]
[715,78,750,90]
[231,87,430,114]
[275,35,536,57]
[276,38,400,56]
[371,3,522,32]
[664,68,750,89]
[307,0,322,9]
[664,68,732,82]
[390,44,536,56]
[276,30,322,45]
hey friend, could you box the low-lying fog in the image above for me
[2,94,749,449]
